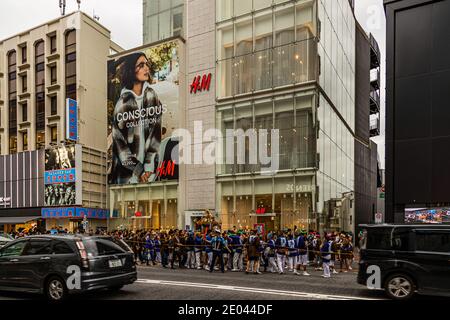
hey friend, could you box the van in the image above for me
[357,224,450,300]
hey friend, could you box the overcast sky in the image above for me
[0,0,386,168]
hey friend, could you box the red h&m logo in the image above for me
[190,73,212,94]
[256,208,266,214]
[156,160,176,178]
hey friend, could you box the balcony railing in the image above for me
[217,38,317,98]
[369,33,380,69]
[370,116,380,137]
[370,90,380,115]
[370,68,380,90]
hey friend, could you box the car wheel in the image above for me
[384,274,415,300]
[45,276,67,301]
[109,285,124,292]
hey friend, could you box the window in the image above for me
[83,239,126,256]
[50,35,57,53]
[366,228,393,250]
[65,30,76,100]
[50,66,57,84]
[23,132,28,151]
[22,239,52,256]
[36,130,45,149]
[21,75,27,92]
[216,1,317,98]
[0,240,27,257]
[53,241,74,254]
[392,228,411,251]
[51,126,58,143]
[51,96,57,115]
[21,46,27,64]
[416,231,450,253]
[9,135,17,154]
[22,103,27,122]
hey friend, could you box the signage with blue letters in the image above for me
[66,98,78,141]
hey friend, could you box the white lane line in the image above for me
[136,279,383,301]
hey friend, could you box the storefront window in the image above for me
[164,199,177,230]
[235,104,253,173]
[126,201,136,218]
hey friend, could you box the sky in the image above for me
[0,0,386,168]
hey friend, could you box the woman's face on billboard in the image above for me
[135,56,150,83]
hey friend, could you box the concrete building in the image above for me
[110,0,381,234]
[0,12,123,233]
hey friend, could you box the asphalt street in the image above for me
[0,264,389,300]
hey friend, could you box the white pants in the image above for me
[297,254,308,266]
[288,256,296,270]
[268,256,278,272]
[277,254,286,273]
[186,251,195,268]
[156,251,161,263]
[195,251,202,268]
[233,252,242,270]
[323,262,331,277]
[205,252,213,269]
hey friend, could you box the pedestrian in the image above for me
[194,232,203,270]
[321,235,332,278]
[329,234,339,274]
[275,231,287,274]
[295,231,310,276]
[287,234,297,272]
[155,235,162,264]
[209,230,227,273]
[185,231,195,269]
[204,231,213,271]
[266,233,278,273]
[245,230,261,274]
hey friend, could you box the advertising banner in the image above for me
[66,98,78,141]
[41,207,109,219]
[107,40,180,185]
[44,144,81,206]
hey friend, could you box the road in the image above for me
[0,264,388,300]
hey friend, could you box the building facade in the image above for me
[0,12,121,233]
[385,0,450,224]
[126,0,380,234]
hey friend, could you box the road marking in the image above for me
[136,279,383,300]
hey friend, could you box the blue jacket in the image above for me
[275,236,287,254]
[321,241,331,263]
[194,236,203,252]
[205,235,213,253]
[230,235,243,253]
[287,239,298,257]
[296,236,307,255]
[211,236,225,253]
[154,240,161,252]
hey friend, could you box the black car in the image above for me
[0,235,137,300]
[357,224,450,300]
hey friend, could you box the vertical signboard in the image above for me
[44,144,82,206]
[66,98,78,142]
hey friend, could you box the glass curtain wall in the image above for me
[217,0,317,98]
[216,94,315,175]
[143,0,184,43]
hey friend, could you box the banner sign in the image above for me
[66,98,78,141]
[107,40,180,185]
[41,207,109,219]
[45,169,76,184]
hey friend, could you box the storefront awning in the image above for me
[0,216,40,224]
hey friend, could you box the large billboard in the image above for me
[107,40,180,185]
[44,144,82,206]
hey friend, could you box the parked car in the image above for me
[0,235,13,247]
[357,224,450,300]
[0,235,137,300]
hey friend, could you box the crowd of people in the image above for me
[109,227,357,278]
[4,225,358,278]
